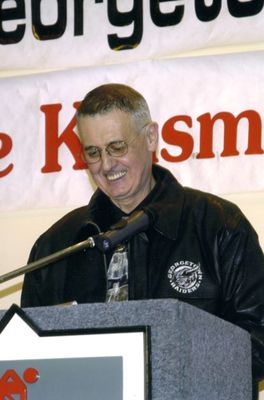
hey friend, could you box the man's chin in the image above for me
[108,192,132,207]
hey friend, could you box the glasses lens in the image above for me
[107,141,128,157]
[84,147,101,163]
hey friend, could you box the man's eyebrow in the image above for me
[84,140,125,149]
[107,139,125,144]
[84,144,99,150]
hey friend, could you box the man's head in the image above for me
[77,83,158,213]
[77,83,151,128]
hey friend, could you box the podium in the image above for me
[0,299,252,399]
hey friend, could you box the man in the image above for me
[21,83,264,397]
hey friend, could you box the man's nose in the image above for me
[100,149,114,170]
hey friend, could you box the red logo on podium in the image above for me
[0,368,39,399]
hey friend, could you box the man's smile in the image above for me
[106,170,127,181]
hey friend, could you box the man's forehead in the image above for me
[79,111,135,132]
[78,111,136,145]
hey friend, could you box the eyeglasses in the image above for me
[83,124,149,164]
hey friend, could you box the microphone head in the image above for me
[94,209,151,252]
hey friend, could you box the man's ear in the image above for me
[146,122,159,151]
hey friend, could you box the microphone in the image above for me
[92,209,150,252]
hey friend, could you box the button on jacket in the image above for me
[21,164,264,390]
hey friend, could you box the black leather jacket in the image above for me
[21,164,264,389]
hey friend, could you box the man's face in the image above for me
[78,110,158,213]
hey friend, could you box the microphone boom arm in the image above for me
[0,237,95,284]
[0,209,150,284]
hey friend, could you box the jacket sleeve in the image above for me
[20,210,107,308]
[218,213,264,382]
[21,238,46,307]
[20,235,69,308]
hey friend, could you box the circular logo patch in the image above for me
[168,261,202,294]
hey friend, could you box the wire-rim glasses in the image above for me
[83,123,149,164]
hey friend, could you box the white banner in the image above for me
[0,52,263,211]
[1,1,264,70]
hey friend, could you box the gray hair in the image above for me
[76,83,152,129]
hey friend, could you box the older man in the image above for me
[21,83,264,397]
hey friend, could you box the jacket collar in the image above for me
[145,164,184,240]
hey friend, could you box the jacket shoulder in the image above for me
[29,205,94,259]
[183,186,251,233]
[42,205,91,238]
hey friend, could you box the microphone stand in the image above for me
[0,209,150,285]
[0,237,96,284]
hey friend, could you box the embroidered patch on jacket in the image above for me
[168,261,202,294]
